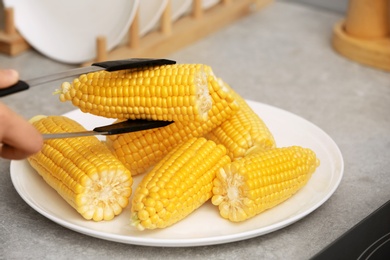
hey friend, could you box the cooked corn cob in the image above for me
[106,74,239,176]
[27,115,133,221]
[131,137,231,230]
[212,146,320,222]
[206,80,275,160]
[58,64,212,122]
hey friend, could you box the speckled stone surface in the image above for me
[1,1,389,259]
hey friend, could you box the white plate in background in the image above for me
[171,0,192,21]
[3,0,139,64]
[10,100,343,246]
[139,0,169,36]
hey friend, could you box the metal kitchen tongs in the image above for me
[0,58,176,139]
[42,119,173,140]
[0,58,176,97]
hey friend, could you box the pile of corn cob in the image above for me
[27,63,320,230]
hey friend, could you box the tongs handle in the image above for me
[92,58,176,72]
[0,80,29,97]
[0,58,176,97]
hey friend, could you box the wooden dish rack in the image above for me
[0,0,273,65]
[0,7,29,56]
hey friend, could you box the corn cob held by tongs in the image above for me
[0,58,176,97]
[57,63,214,122]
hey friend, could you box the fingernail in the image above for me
[5,69,19,78]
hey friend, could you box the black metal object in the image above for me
[311,200,390,260]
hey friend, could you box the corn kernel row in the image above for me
[131,137,231,230]
[206,80,276,160]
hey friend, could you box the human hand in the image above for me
[0,69,43,160]
[0,69,19,88]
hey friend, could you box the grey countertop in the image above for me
[1,1,389,259]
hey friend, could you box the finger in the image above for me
[0,116,43,159]
[0,143,35,160]
[0,69,19,88]
[0,103,43,160]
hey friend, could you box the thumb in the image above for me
[0,69,19,88]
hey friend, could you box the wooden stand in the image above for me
[332,0,390,71]
[0,7,30,56]
[88,0,273,64]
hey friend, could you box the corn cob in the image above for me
[106,74,239,176]
[58,64,212,122]
[27,115,133,221]
[206,80,275,160]
[131,137,231,230]
[212,146,320,222]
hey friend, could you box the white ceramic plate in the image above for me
[139,0,169,36]
[171,0,192,21]
[3,0,139,64]
[10,100,344,247]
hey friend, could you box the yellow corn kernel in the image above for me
[58,64,212,122]
[27,115,133,221]
[106,75,239,176]
[206,80,276,160]
[131,137,231,230]
[212,146,320,222]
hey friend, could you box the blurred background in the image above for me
[284,0,348,13]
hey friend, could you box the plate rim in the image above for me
[139,0,169,36]
[171,0,193,21]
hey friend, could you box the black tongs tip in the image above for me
[94,119,174,135]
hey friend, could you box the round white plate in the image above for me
[139,0,169,36]
[10,100,344,247]
[171,0,192,21]
[3,0,139,64]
